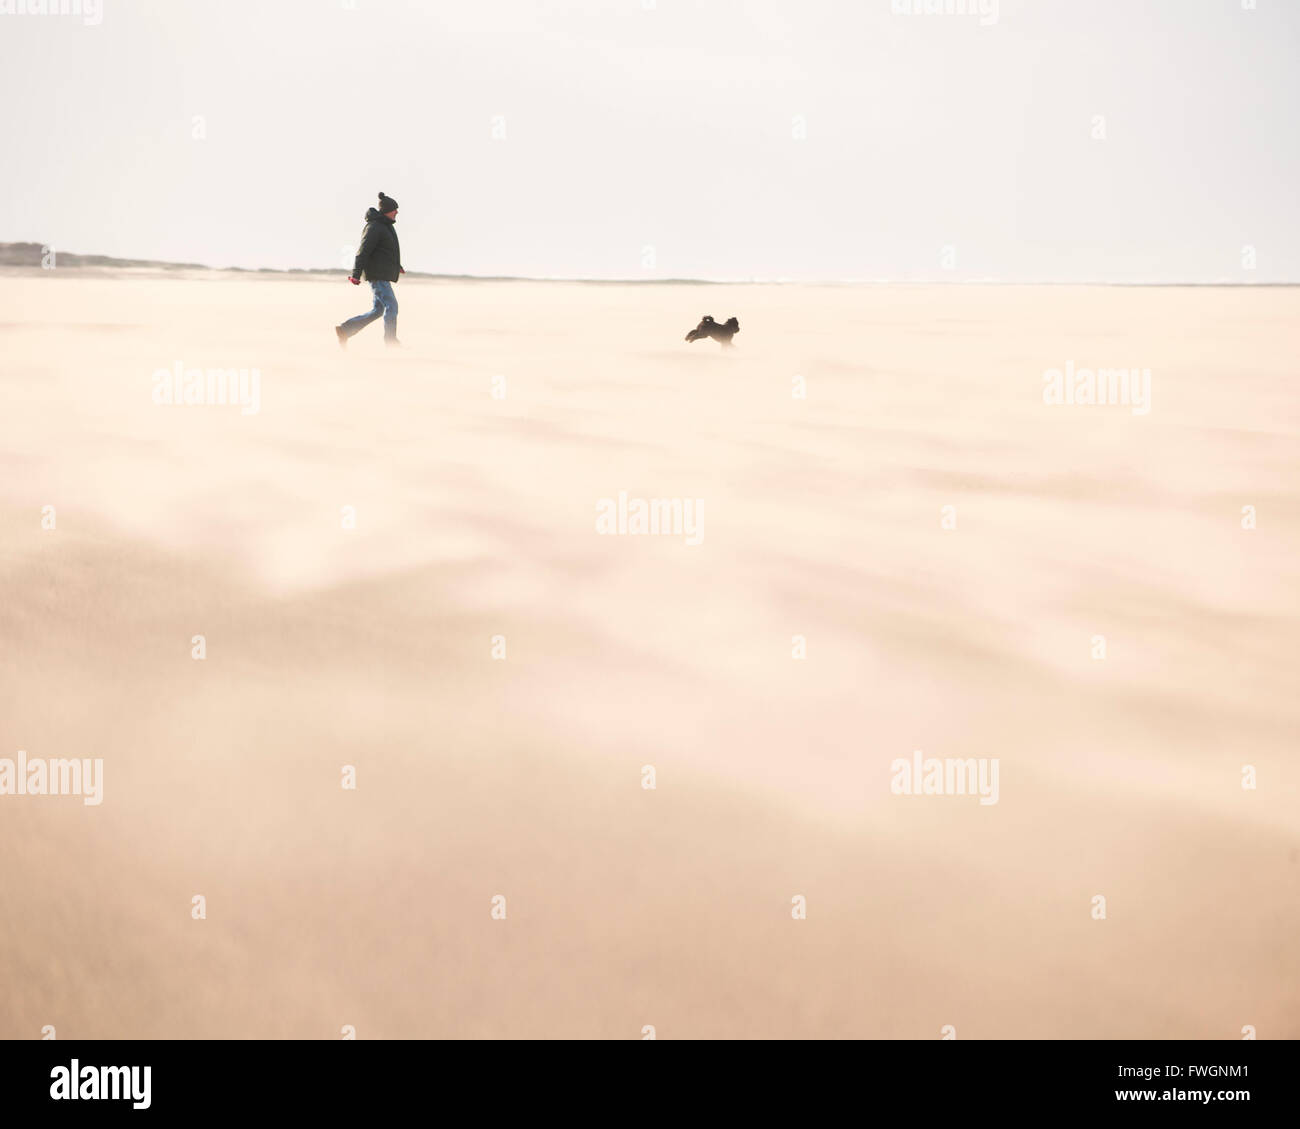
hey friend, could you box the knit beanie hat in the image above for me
[377,191,399,213]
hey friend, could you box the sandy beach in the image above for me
[1,270,1296,1038]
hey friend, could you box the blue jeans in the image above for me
[340,280,398,341]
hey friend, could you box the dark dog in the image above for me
[684,315,740,348]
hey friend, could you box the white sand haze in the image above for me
[1,268,1295,1037]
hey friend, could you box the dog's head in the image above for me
[723,317,739,330]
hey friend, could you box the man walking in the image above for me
[336,191,405,347]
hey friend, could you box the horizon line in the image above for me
[1,243,1296,287]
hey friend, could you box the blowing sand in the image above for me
[0,270,1296,1038]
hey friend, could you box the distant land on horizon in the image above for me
[0,243,1294,287]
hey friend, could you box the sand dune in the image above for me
[1,271,1296,1038]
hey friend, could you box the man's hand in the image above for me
[348,276,360,285]
[400,267,406,274]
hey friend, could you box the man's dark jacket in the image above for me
[352,208,402,283]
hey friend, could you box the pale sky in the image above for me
[1,0,1296,281]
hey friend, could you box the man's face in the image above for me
[385,209,398,220]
